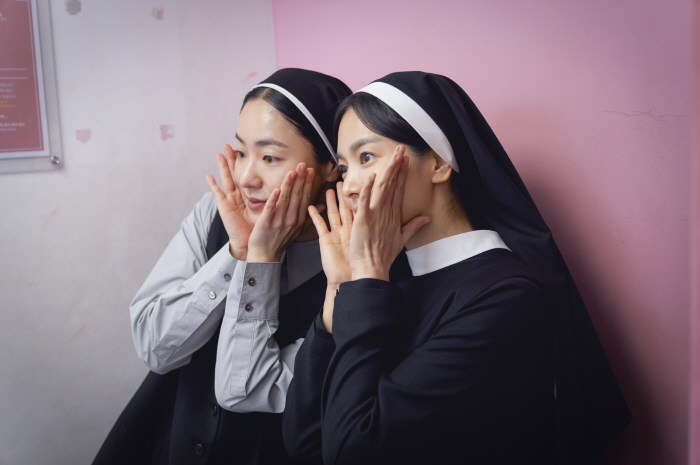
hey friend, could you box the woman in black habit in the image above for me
[92,69,350,465]
[282,72,630,464]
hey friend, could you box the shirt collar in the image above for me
[405,230,510,277]
[283,239,323,292]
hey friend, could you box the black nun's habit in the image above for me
[92,69,351,465]
[282,71,630,465]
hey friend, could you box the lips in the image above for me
[246,196,267,211]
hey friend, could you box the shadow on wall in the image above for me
[527,171,663,464]
[491,105,663,464]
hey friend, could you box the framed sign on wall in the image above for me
[0,0,62,173]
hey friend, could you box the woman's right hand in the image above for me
[308,184,354,332]
[308,184,354,288]
[206,144,253,261]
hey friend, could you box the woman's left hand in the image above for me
[246,163,319,263]
[349,145,431,281]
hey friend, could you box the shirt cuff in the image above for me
[151,244,237,362]
[226,260,282,319]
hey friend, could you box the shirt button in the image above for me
[208,291,216,300]
[223,273,231,282]
[195,443,205,456]
[244,303,253,312]
[248,277,256,286]
[211,404,219,416]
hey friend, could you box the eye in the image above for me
[360,152,374,164]
[263,155,280,164]
[338,165,348,178]
[235,150,246,158]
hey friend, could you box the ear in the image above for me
[430,151,452,184]
[322,160,340,183]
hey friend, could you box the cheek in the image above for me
[255,169,285,194]
[399,170,431,223]
[399,192,421,224]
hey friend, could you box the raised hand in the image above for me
[308,185,353,288]
[308,184,354,332]
[349,145,431,281]
[206,144,253,261]
[245,163,318,263]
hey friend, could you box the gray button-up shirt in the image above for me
[130,192,322,413]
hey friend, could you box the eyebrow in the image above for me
[234,133,289,149]
[337,136,383,160]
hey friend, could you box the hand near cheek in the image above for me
[350,145,431,281]
[246,163,320,263]
[308,184,354,288]
[206,144,253,261]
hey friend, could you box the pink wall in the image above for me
[690,1,700,463]
[273,1,692,463]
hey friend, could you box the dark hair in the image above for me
[334,92,488,228]
[242,87,332,164]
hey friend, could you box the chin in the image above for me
[244,209,260,225]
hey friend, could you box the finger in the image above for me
[275,170,297,225]
[286,163,308,228]
[357,173,376,220]
[401,215,431,244]
[206,174,226,203]
[336,182,354,225]
[370,145,403,210]
[223,144,238,189]
[326,189,342,230]
[392,154,409,212]
[217,152,235,194]
[257,188,280,228]
[296,167,315,227]
[383,146,405,209]
[308,205,330,236]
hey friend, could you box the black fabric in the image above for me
[285,250,558,465]
[258,68,352,153]
[366,72,630,463]
[93,213,327,465]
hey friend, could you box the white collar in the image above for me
[282,239,323,292]
[405,230,510,277]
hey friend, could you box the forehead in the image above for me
[338,110,382,146]
[237,98,298,142]
[337,109,394,159]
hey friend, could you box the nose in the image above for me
[238,157,262,189]
[341,170,362,200]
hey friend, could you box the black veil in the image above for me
[359,71,631,464]
[255,68,352,163]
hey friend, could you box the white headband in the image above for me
[356,82,459,172]
[252,83,337,164]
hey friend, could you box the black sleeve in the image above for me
[282,311,335,462]
[319,277,554,465]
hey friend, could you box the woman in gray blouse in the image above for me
[94,69,351,465]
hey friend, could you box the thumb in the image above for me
[401,216,431,244]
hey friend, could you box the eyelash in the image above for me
[360,152,373,164]
[235,151,280,165]
[339,152,374,179]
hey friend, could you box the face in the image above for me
[337,109,435,224]
[234,98,332,223]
